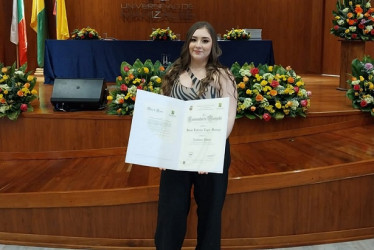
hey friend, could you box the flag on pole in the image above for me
[55,0,70,40]
[30,0,48,67]
[10,0,28,67]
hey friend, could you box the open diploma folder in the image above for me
[125,90,229,173]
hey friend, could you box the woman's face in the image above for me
[189,27,213,63]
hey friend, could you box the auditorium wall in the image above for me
[0,0,373,76]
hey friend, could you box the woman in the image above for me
[154,21,237,250]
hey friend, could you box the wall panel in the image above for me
[2,0,365,75]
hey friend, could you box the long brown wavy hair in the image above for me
[161,21,235,97]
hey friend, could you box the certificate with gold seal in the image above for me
[125,90,229,173]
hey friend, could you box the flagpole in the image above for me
[15,44,19,68]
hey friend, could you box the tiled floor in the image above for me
[0,238,373,250]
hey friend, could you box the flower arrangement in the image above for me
[71,27,101,40]
[0,62,38,120]
[106,59,169,115]
[346,55,374,115]
[330,0,374,40]
[231,62,311,121]
[150,27,177,41]
[223,28,250,40]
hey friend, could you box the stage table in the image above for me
[44,40,275,84]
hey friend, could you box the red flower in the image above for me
[270,80,279,88]
[358,23,365,29]
[120,84,128,91]
[294,86,299,93]
[20,103,28,112]
[124,66,130,72]
[163,36,167,40]
[371,29,374,35]
[360,100,368,107]
[354,84,360,91]
[89,33,93,38]
[263,113,271,121]
[352,33,358,39]
[334,25,339,30]
[300,99,308,107]
[137,85,143,90]
[250,67,259,75]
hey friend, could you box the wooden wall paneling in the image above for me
[2,0,331,74]
[323,0,342,75]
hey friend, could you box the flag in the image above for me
[10,0,28,66]
[30,0,48,67]
[55,0,69,40]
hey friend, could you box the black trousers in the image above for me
[154,139,231,250]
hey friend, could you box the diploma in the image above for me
[125,90,229,173]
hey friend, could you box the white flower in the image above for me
[114,94,126,104]
[239,68,251,77]
[14,70,24,76]
[343,8,349,13]
[363,94,374,103]
[365,25,373,32]
[337,19,345,25]
[128,85,137,95]
[349,26,357,32]
[242,98,253,108]
[0,84,11,91]
[366,1,371,8]
[291,100,299,110]
[357,13,364,19]
[252,83,262,91]
[351,80,361,85]
[0,105,9,114]
[262,73,274,81]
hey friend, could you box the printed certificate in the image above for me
[125,90,229,173]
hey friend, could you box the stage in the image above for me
[0,75,374,249]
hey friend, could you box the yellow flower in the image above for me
[156,77,161,83]
[238,82,246,89]
[246,89,252,95]
[369,83,374,90]
[345,29,350,33]
[243,76,249,82]
[144,67,149,74]
[1,67,7,73]
[31,89,38,95]
[107,95,113,101]
[27,75,35,82]
[268,66,273,72]
[359,76,365,81]
[275,101,282,109]
[3,75,9,80]
[260,80,267,86]
[4,90,8,94]
[284,109,290,115]
[296,81,304,87]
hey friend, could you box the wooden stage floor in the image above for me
[0,74,374,249]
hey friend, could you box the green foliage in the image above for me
[346,55,374,115]
[0,62,38,120]
[231,62,311,121]
[106,59,169,116]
